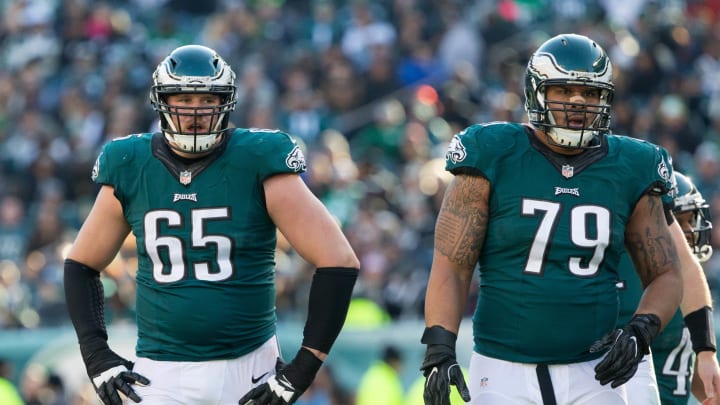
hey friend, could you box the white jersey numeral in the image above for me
[521,199,610,276]
[661,327,693,396]
[144,207,232,283]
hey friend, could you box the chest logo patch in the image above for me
[561,164,574,179]
[179,170,192,185]
[554,187,580,197]
[173,193,198,202]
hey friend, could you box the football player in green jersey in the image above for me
[63,45,359,405]
[619,171,719,405]
[664,172,719,405]
[421,33,688,405]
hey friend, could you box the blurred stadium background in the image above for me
[1,0,720,403]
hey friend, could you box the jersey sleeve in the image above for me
[657,146,676,209]
[239,128,308,181]
[612,136,674,207]
[646,143,674,201]
[91,134,138,187]
[444,122,519,180]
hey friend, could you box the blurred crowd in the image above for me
[2,0,720,402]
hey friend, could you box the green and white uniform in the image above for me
[445,122,673,365]
[92,129,306,362]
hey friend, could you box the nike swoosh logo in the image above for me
[251,371,269,384]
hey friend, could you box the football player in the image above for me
[64,45,359,405]
[421,33,686,404]
[619,171,719,405]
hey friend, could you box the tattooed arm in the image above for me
[624,194,683,328]
[424,174,489,333]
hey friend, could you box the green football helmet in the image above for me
[525,34,614,149]
[673,171,713,262]
[150,45,237,153]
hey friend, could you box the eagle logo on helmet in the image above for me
[446,135,467,164]
[285,145,307,172]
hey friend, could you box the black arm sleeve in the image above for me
[301,267,358,353]
[63,259,111,366]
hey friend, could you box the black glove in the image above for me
[420,326,471,405]
[83,345,150,405]
[238,348,322,405]
[590,314,661,388]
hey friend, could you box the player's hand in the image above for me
[84,348,150,405]
[590,313,660,388]
[420,326,471,405]
[693,351,720,404]
[239,348,322,405]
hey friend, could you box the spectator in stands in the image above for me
[355,345,404,405]
[0,358,23,405]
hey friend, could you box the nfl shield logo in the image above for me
[179,170,192,185]
[561,164,574,179]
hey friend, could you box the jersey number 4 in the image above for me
[144,208,233,283]
[522,199,611,276]
[660,328,694,397]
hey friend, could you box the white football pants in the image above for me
[129,335,280,405]
[467,351,629,404]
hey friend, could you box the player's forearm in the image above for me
[635,267,683,328]
[301,267,357,355]
[679,257,713,316]
[670,221,714,314]
[424,255,473,333]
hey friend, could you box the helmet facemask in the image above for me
[150,45,237,154]
[675,204,713,263]
[530,80,613,149]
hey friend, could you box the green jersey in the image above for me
[92,129,306,361]
[445,122,673,364]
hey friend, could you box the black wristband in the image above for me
[285,347,323,392]
[301,267,358,353]
[63,259,111,367]
[685,306,717,353]
[421,325,457,350]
